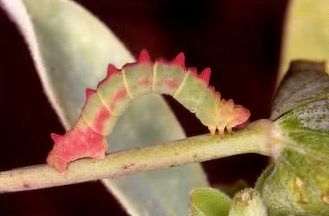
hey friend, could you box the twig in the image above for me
[0,119,278,193]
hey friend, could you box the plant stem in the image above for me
[0,119,278,193]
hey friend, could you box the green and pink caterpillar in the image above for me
[47,50,250,172]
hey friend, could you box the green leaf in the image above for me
[261,130,329,216]
[278,99,329,133]
[228,188,267,216]
[271,61,329,120]
[259,61,329,216]
[1,0,208,215]
[189,187,231,216]
[255,164,274,193]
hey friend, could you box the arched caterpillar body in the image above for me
[47,50,250,172]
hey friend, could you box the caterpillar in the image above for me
[47,50,250,172]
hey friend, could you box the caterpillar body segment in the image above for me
[47,50,250,172]
[194,86,222,135]
[122,62,153,99]
[97,71,132,116]
[173,69,213,114]
[152,53,187,95]
[80,89,116,136]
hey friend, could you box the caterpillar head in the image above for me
[228,104,251,129]
[215,99,250,134]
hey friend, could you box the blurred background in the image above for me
[0,0,287,215]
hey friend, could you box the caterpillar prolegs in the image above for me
[47,50,250,172]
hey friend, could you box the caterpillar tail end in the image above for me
[47,128,107,172]
[46,133,69,172]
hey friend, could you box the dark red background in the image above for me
[0,0,288,215]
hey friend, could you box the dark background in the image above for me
[0,0,288,215]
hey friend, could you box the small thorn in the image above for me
[215,91,221,98]
[209,86,221,98]
[225,99,234,107]
[96,78,106,88]
[86,88,96,98]
[199,68,211,85]
[172,52,185,68]
[51,133,63,143]
[138,49,151,63]
[107,64,118,77]
[189,67,198,76]
[208,86,215,92]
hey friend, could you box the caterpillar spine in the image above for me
[47,50,250,172]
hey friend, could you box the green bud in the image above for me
[228,188,267,216]
[189,187,231,216]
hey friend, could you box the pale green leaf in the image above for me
[0,0,208,215]
[189,187,231,216]
[1,0,133,128]
[279,0,329,83]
